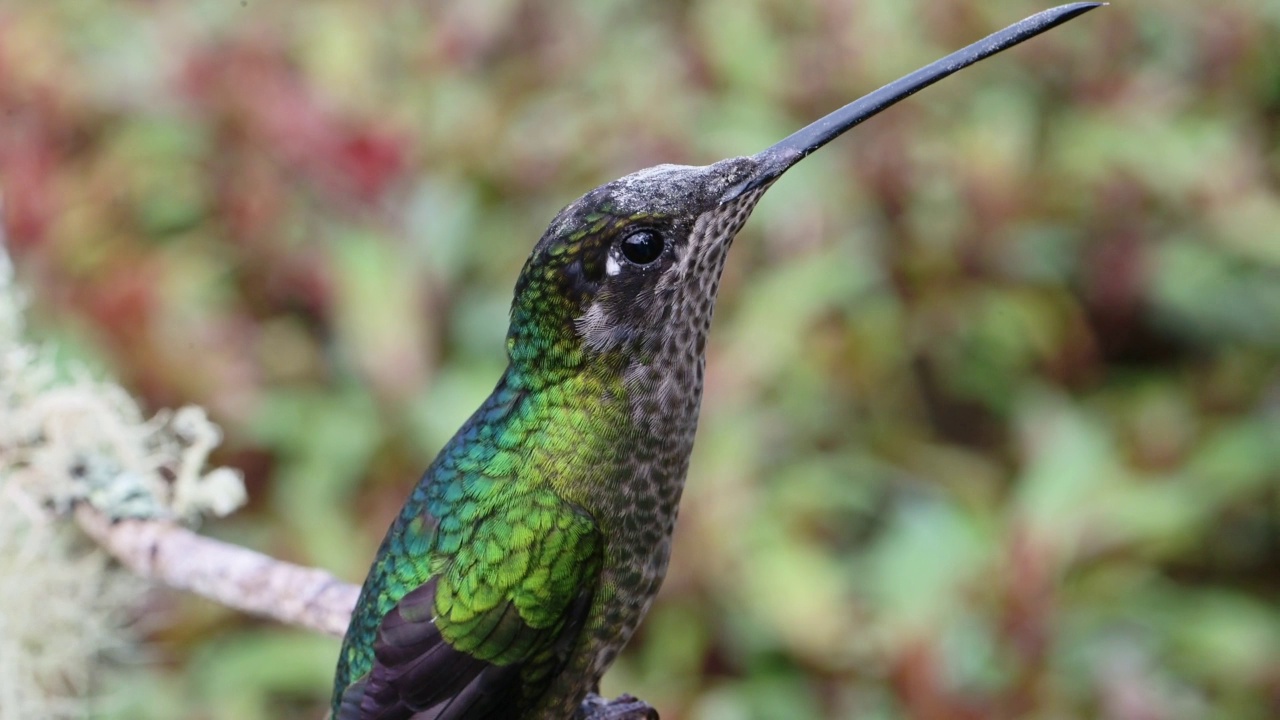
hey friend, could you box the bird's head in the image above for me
[504,2,1102,391]
[506,156,770,378]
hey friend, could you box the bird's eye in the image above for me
[619,230,664,266]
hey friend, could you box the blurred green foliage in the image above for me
[3,0,1279,718]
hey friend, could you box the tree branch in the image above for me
[73,505,359,637]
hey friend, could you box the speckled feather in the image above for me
[331,157,770,720]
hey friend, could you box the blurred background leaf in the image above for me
[2,0,1278,718]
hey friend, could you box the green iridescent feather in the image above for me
[332,210,643,718]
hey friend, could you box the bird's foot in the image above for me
[578,692,659,720]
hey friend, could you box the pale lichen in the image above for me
[0,254,246,523]
[0,231,246,718]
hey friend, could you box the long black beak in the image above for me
[724,2,1103,201]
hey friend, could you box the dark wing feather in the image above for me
[342,500,603,720]
[352,579,514,720]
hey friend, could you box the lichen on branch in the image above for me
[0,240,248,717]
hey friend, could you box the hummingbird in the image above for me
[330,4,1100,719]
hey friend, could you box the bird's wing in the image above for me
[335,491,603,720]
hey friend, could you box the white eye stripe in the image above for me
[606,252,622,277]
